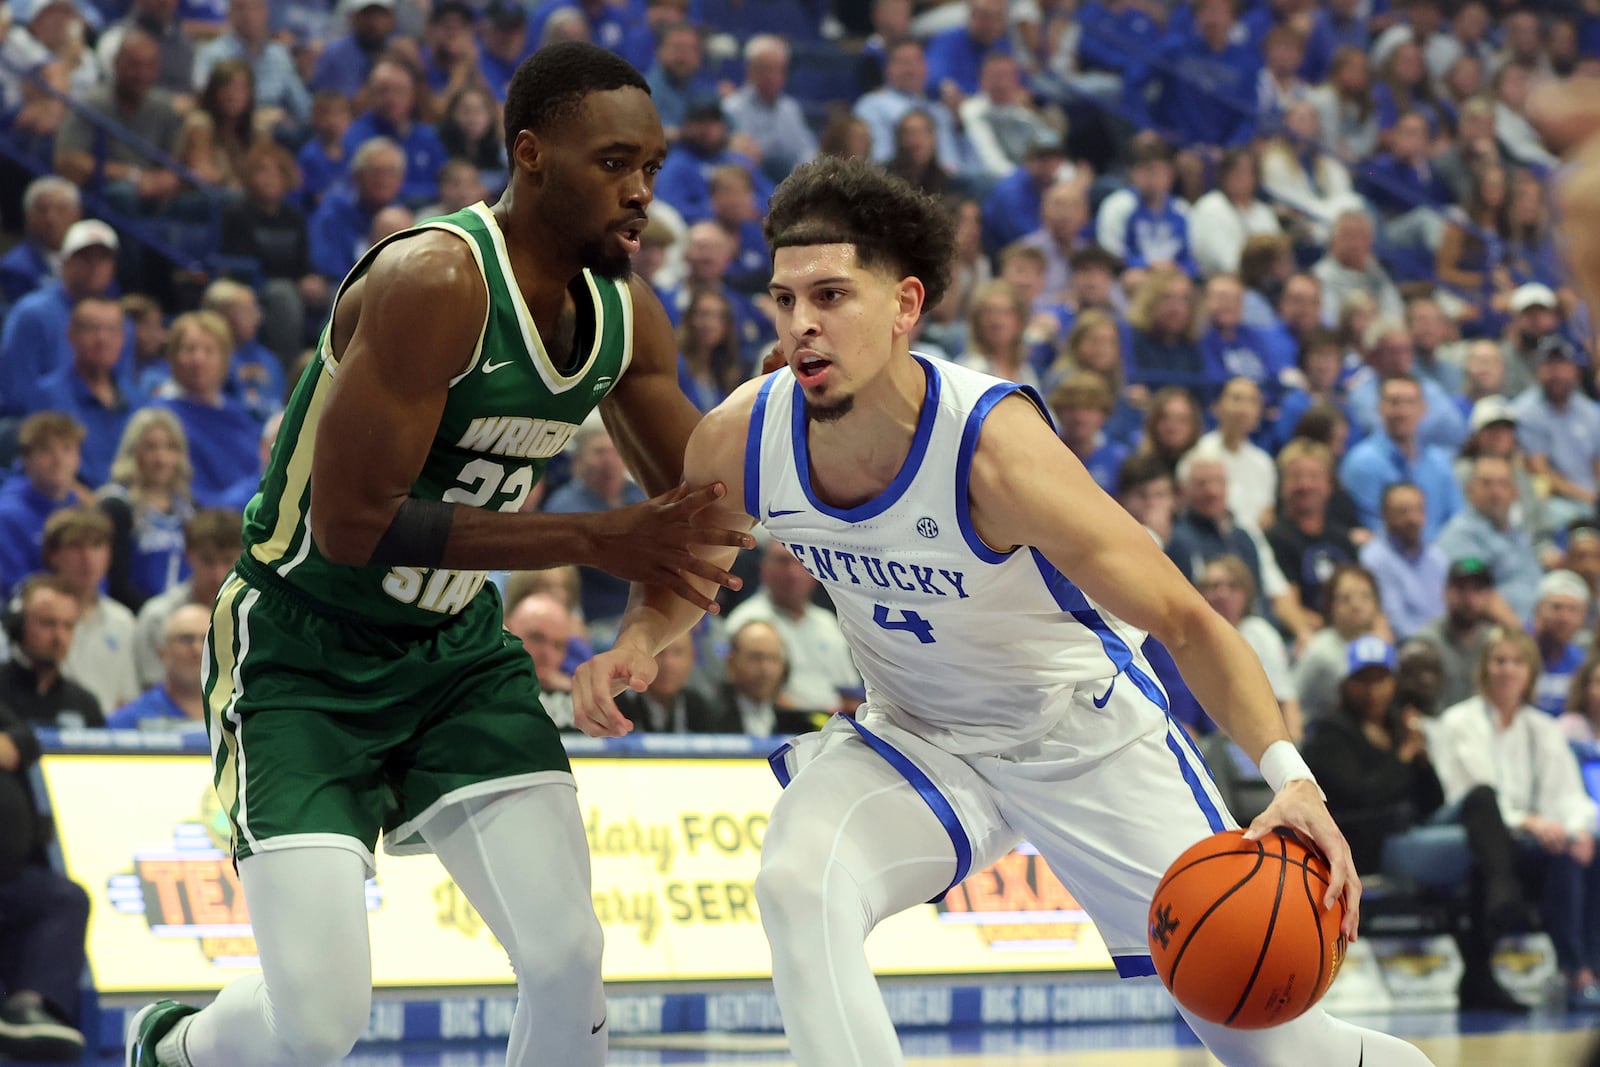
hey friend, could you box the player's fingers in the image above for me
[691,528,758,551]
[1342,867,1363,943]
[662,570,722,613]
[671,482,728,512]
[680,553,744,589]
[1240,812,1275,841]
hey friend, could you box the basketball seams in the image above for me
[1161,838,1265,987]
[1298,844,1329,1018]
[1223,833,1289,1027]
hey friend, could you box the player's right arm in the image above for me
[307,233,749,610]
[570,379,761,737]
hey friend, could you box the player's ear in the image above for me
[893,277,925,337]
[510,129,543,176]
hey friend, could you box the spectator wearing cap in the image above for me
[1512,335,1600,531]
[1412,557,1498,707]
[30,297,139,489]
[107,603,208,732]
[854,40,967,173]
[981,133,1075,256]
[343,58,449,206]
[309,0,397,98]
[1360,481,1447,641]
[309,138,406,282]
[1501,282,1566,398]
[1432,627,1600,1012]
[96,0,195,101]
[1532,570,1590,717]
[0,220,134,417]
[1346,317,1468,454]
[476,0,530,103]
[191,0,310,129]
[0,413,85,599]
[1455,394,1557,558]
[1339,373,1462,537]
[1123,0,1260,150]
[1303,631,1535,1014]
[721,35,818,183]
[1436,455,1544,624]
[645,22,716,138]
[0,176,79,306]
[53,31,185,211]
[654,98,773,226]
[925,0,1013,99]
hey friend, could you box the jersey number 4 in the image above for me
[873,605,935,644]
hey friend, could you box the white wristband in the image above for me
[1259,739,1322,797]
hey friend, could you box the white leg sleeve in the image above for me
[419,782,606,1067]
[1181,1004,1437,1067]
[178,847,374,1067]
[755,738,963,1067]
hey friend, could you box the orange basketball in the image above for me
[1147,829,1347,1030]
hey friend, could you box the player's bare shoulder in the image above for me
[685,373,776,517]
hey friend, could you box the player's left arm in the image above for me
[969,394,1361,936]
[598,277,705,496]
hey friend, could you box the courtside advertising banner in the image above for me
[41,754,1116,992]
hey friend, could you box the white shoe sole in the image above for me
[125,1002,163,1067]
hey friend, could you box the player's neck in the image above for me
[489,193,588,326]
[804,352,926,495]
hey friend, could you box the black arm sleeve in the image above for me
[98,496,145,611]
[368,497,456,568]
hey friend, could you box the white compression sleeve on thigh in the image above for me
[175,847,374,1067]
[755,740,968,1067]
[419,783,607,1067]
[1180,1004,1436,1067]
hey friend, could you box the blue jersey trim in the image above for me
[790,354,941,522]
[1113,954,1158,979]
[743,373,782,518]
[844,717,974,904]
[1029,548,1134,672]
[956,381,1053,564]
[766,739,795,787]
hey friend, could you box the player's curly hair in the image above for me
[763,157,954,310]
[503,42,651,158]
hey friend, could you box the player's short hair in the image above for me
[19,411,86,454]
[998,242,1048,273]
[43,506,112,554]
[185,508,244,556]
[503,41,651,159]
[1115,451,1172,497]
[1275,437,1331,475]
[763,156,954,310]
[1048,372,1114,415]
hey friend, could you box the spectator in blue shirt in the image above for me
[658,221,769,363]
[925,0,1013,98]
[1356,110,1449,250]
[343,59,449,206]
[1434,455,1543,623]
[528,0,630,57]
[1300,0,1369,83]
[1512,337,1600,532]
[1346,318,1467,453]
[201,281,287,425]
[980,135,1068,255]
[654,98,773,225]
[0,220,134,418]
[1127,268,1210,396]
[296,91,354,210]
[1531,571,1590,717]
[1358,481,1448,641]
[0,176,78,306]
[1340,374,1463,537]
[1372,37,1442,135]
[1050,373,1129,494]
[309,137,407,282]
[192,0,311,129]
[0,412,85,597]
[308,0,396,97]
[707,165,769,296]
[721,35,819,182]
[1200,274,1287,420]
[151,311,263,508]
[107,603,209,731]
[1075,0,1163,82]
[646,22,717,138]
[477,0,531,103]
[31,298,138,490]
[854,40,966,171]
[1126,0,1261,148]
[542,420,648,629]
[1274,327,1354,452]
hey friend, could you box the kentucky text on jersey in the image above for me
[784,540,970,599]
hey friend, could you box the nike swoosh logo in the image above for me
[591,1014,606,1035]
[1092,678,1115,708]
[481,358,514,374]
[767,508,803,518]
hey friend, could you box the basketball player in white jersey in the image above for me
[573,158,1434,1067]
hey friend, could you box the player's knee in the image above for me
[272,978,371,1065]
[510,909,603,995]
[754,850,830,938]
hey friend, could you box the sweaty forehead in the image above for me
[771,244,875,286]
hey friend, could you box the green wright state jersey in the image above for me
[238,202,635,628]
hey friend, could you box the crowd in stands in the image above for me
[3,0,1600,1030]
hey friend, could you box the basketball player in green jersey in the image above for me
[126,43,754,1067]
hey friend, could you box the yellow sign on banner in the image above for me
[42,754,1115,993]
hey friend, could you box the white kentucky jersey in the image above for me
[745,354,1169,756]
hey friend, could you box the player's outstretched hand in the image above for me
[1242,780,1362,943]
[571,646,655,737]
[592,482,754,612]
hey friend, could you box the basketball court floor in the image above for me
[30,1011,1597,1067]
